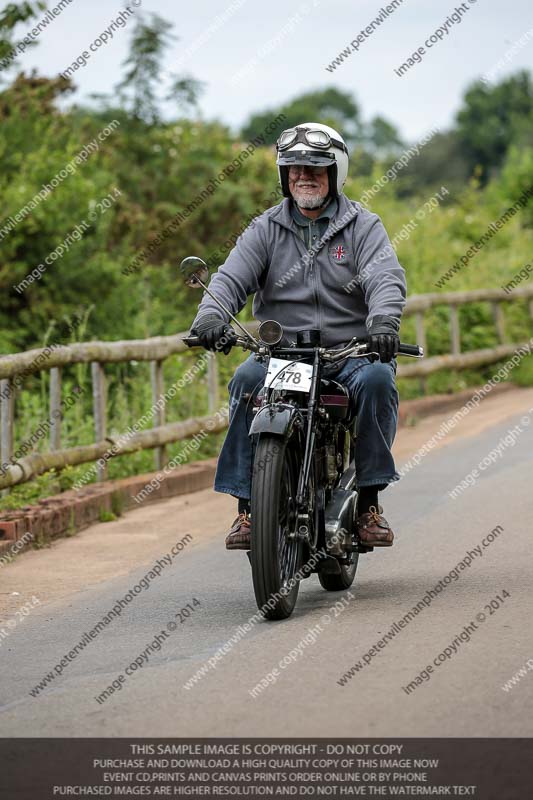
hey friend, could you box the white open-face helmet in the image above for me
[276,122,349,199]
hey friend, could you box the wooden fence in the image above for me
[1,285,532,492]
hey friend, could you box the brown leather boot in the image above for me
[225,511,251,550]
[357,505,394,547]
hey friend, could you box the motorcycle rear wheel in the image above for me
[318,559,358,591]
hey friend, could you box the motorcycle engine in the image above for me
[326,444,338,482]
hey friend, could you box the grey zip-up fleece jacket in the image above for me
[191,192,407,348]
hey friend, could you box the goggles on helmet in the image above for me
[276,126,348,154]
[276,149,336,168]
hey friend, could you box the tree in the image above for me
[0,1,46,81]
[456,71,533,181]
[114,12,203,124]
[394,130,470,197]
[241,87,363,147]
[0,71,73,120]
[365,115,404,157]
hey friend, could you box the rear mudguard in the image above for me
[324,487,357,556]
[249,403,302,439]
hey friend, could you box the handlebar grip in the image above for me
[398,343,423,357]
[182,335,200,348]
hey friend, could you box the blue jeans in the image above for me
[214,353,400,500]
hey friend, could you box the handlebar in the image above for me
[182,335,206,348]
[397,343,422,357]
[182,334,424,359]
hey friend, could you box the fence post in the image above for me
[0,379,13,497]
[150,360,167,470]
[414,312,427,394]
[91,362,107,482]
[49,367,62,451]
[491,301,506,343]
[207,354,219,414]
[449,306,461,354]
[528,298,533,328]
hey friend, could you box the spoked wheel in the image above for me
[251,434,303,620]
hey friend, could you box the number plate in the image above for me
[265,358,313,393]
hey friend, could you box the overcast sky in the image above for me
[9,0,533,142]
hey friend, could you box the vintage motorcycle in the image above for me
[181,257,423,620]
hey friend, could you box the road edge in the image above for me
[0,382,518,558]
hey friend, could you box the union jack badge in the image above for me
[329,244,348,265]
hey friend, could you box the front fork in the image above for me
[291,349,322,548]
[250,349,324,551]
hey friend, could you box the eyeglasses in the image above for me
[277,127,348,154]
[288,165,327,177]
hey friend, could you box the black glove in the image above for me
[367,315,400,363]
[191,314,237,355]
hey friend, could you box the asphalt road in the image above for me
[1,388,533,737]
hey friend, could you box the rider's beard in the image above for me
[292,183,329,210]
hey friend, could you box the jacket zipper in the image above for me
[307,221,322,332]
[313,252,323,333]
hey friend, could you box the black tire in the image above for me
[318,558,358,591]
[317,417,360,591]
[251,434,302,620]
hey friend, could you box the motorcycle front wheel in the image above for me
[251,433,303,620]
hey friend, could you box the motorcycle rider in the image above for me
[190,122,406,550]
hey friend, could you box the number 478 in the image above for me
[278,370,301,384]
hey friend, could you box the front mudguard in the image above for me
[248,402,302,439]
